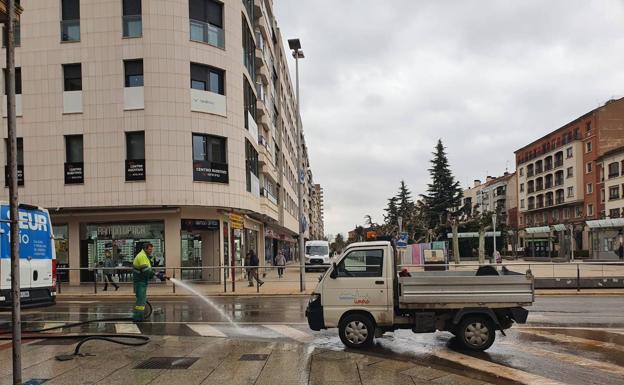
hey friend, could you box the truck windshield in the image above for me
[306,246,329,256]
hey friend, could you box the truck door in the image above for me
[323,247,392,326]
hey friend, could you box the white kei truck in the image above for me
[306,241,534,351]
[0,203,57,308]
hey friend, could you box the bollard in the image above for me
[576,263,580,292]
[57,276,62,294]
[94,270,98,294]
[172,269,176,294]
[223,266,227,293]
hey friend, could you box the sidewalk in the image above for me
[0,335,498,385]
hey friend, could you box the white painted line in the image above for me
[263,324,314,343]
[187,324,227,338]
[431,349,565,385]
[42,323,65,333]
[499,341,624,377]
[516,329,624,353]
[114,323,141,334]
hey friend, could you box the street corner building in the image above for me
[0,0,324,285]
[514,97,624,260]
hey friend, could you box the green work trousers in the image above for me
[133,281,148,321]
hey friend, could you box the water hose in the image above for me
[0,301,153,361]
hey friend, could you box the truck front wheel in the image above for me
[457,315,495,351]
[339,314,374,348]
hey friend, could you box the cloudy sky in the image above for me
[273,0,624,237]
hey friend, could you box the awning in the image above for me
[586,218,624,229]
[446,231,501,239]
[524,226,551,234]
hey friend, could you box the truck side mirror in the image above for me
[330,262,338,279]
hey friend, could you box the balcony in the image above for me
[546,199,554,207]
[608,173,620,179]
[528,203,535,210]
[61,19,80,42]
[545,181,552,189]
[189,19,224,48]
[528,187,535,194]
[527,170,534,177]
[554,178,564,186]
[556,197,564,205]
[554,159,563,168]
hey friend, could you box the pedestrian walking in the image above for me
[275,250,286,278]
[103,251,119,291]
[248,249,264,287]
[244,251,253,286]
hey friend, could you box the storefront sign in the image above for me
[64,162,84,184]
[190,88,227,116]
[4,165,24,186]
[96,224,151,239]
[181,219,220,231]
[230,214,244,229]
[193,160,228,183]
[125,159,146,181]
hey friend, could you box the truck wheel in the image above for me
[457,315,495,351]
[339,314,374,348]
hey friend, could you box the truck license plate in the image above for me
[20,291,30,298]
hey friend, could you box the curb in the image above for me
[57,293,312,301]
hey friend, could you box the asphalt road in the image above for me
[2,295,624,385]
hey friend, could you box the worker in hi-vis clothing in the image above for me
[132,243,156,322]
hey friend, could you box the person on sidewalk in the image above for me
[132,243,155,321]
[275,250,286,278]
[103,251,119,291]
[248,249,264,287]
[244,251,253,286]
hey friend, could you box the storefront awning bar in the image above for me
[446,231,501,239]
[524,226,551,234]
[586,218,624,229]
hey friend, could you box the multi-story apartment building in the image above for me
[0,0,323,284]
[309,183,324,239]
[597,147,624,219]
[515,98,624,256]
[461,172,517,227]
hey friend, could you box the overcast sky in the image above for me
[273,0,624,238]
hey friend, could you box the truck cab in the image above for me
[306,241,533,351]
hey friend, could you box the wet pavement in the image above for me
[1,295,624,385]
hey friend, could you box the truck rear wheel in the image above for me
[457,315,495,351]
[339,314,374,348]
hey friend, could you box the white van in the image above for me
[0,203,57,308]
[305,240,331,272]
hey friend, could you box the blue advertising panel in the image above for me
[397,232,408,248]
[0,205,53,260]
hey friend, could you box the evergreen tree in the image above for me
[396,180,415,227]
[383,196,399,226]
[421,139,463,230]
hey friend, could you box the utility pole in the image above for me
[5,0,22,383]
[288,39,305,292]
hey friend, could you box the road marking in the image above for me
[115,323,141,334]
[516,329,624,353]
[430,349,565,385]
[187,324,227,338]
[499,341,624,377]
[263,324,314,343]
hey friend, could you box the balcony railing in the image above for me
[536,184,544,191]
[537,202,544,209]
[528,203,535,210]
[190,19,225,48]
[535,166,543,174]
[527,170,534,177]
[554,160,563,168]
[556,197,564,204]
[555,178,564,186]
[61,19,80,42]
[545,181,553,189]
[546,199,554,207]
[608,173,620,179]
[123,15,142,38]
[528,187,535,193]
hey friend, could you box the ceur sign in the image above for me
[0,206,52,260]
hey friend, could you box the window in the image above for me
[608,162,620,179]
[126,131,144,160]
[242,19,256,81]
[245,139,258,192]
[3,67,21,95]
[553,210,559,220]
[586,183,593,194]
[575,206,583,218]
[566,147,573,158]
[610,208,621,218]
[519,167,523,176]
[190,63,224,94]
[63,63,82,91]
[243,79,257,129]
[567,186,574,198]
[124,59,143,87]
[4,137,24,186]
[337,249,384,278]
[585,141,592,153]
[520,183,524,193]
[122,0,142,38]
[61,0,80,42]
[192,133,226,163]
[586,121,592,134]
[586,162,593,174]
[65,135,83,163]
[567,167,573,178]
[563,208,570,219]
[125,131,145,181]
[609,186,620,200]
[587,204,594,216]
[520,199,524,208]
[2,22,20,47]
[189,0,224,48]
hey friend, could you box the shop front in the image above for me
[180,218,221,282]
[79,221,165,282]
[53,224,70,282]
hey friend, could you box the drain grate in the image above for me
[134,357,199,370]
[239,354,269,361]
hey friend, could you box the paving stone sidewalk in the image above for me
[0,335,498,385]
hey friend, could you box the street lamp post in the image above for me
[288,38,306,292]
[491,213,497,263]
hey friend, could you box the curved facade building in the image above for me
[1,0,323,283]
